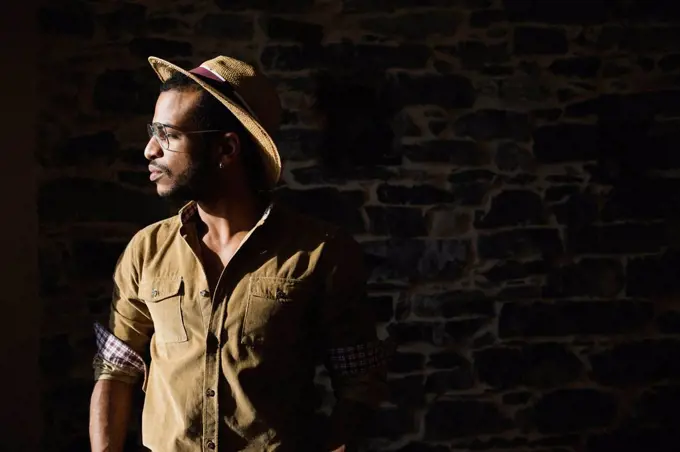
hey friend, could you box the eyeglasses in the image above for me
[147,122,224,151]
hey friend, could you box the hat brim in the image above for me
[148,56,281,189]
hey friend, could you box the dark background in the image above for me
[3,0,680,451]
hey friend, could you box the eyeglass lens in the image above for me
[147,123,169,149]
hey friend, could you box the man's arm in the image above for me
[318,230,390,451]
[89,234,154,452]
[89,379,134,452]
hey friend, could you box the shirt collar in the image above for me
[178,200,274,227]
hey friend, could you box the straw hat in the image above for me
[148,55,282,188]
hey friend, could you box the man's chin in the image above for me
[157,184,195,203]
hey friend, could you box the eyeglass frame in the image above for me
[147,122,226,152]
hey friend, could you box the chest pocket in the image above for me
[140,278,188,344]
[241,277,311,347]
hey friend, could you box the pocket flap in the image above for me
[249,277,309,301]
[140,278,184,302]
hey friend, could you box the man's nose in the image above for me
[144,137,162,161]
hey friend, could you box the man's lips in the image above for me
[149,166,164,181]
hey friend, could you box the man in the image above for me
[89,55,388,452]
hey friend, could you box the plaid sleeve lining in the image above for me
[327,340,392,377]
[93,322,145,374]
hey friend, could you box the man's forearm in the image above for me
[89,379,134,452]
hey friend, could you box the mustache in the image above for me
[149,162,170,174]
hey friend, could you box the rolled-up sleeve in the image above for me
[93,233,153,386]
[318,229,390,446]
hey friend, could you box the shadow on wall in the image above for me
[312,70,402,174]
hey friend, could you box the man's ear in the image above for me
[221,132,241,158]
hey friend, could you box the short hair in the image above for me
[160,72,270,195]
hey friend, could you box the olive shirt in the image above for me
[93,201,388,452]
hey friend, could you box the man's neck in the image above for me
[195,190,267,245]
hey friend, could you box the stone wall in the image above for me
[38,0,680,451]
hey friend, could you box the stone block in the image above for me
[438,41,510,70]
[194,14,254,39]
[499,301,654,338]
[146,17,187,34]
[503,0,608,24]
[361,12,462,39]
[567,223,666,255]
[481,260,545,284]
[657,311,680,334]
[588,427,680,452]
[553,193,599,229]
[102,3,146,35]
[409,290,494,318]
[475,190,545,228]
[343,0,467,12]
[394,73,476,108]
[634,384,680,427]
[366,206,427,238]
[427,351,469,369]
[275,187,366,233]
[265,17,323,43]
[474,343,583,388]
[425,369,475,393]
[543,258,625,298]
[477,228,563,260]
[454,110,530,142]
[215,0,314,12]
[443,318,489,342]
[275,129,323,160]
[514,27,568,55]
[425,208,472,238]
[129,38,192,58]
[494,142,534,172]
[533,124,599,163]
[590,340,680,386]
[388,352,425,374]
[448,170,496,206]
[502,391,532,405]
[620,27,680,53]
[394,443,449,452]
[369,407,418,439]
[470,10,507,28]
[93,70,159,114]
[626,251,680,297]
[549,57,602,78]
[601,179,680,221]
[425,400,512,440]
[39,2,94,37]
[658,54,680,72]
[530,389,618,433]
[377,184,455,205]
[403,140,487,166]
[363,239,425,282]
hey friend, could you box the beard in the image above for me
[154,151,213,203]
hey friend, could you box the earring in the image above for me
[219,162,224,169]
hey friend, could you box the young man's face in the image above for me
[144,89,213,200]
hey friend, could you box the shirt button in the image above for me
[206,389,215,397]
[207,440,216,449]
[200,289,210,297]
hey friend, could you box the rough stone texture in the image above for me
[38,0,680,451]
